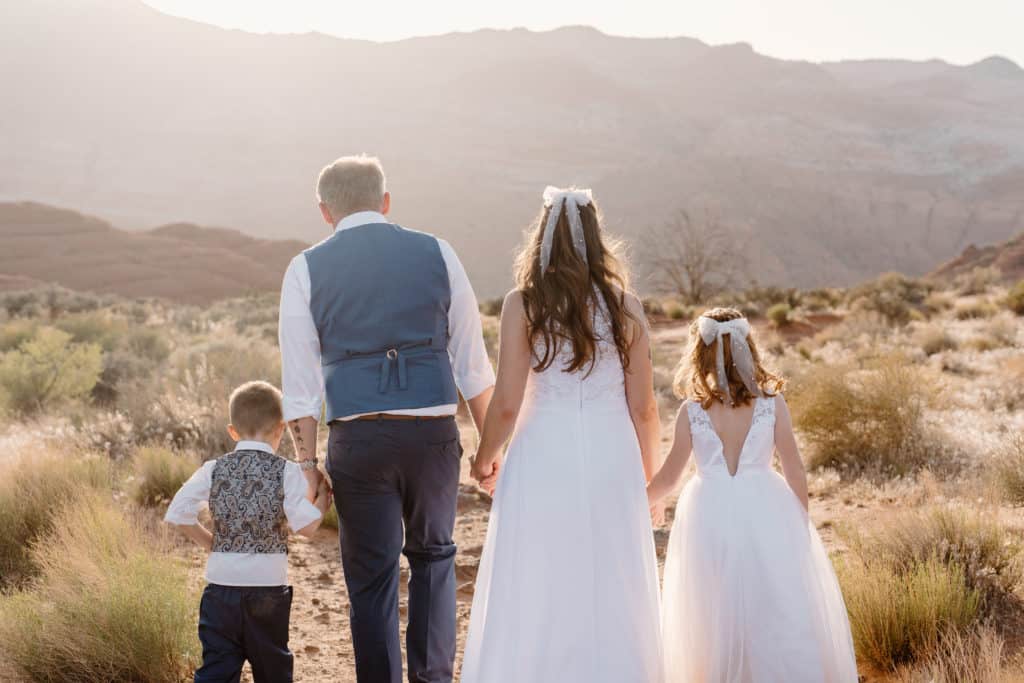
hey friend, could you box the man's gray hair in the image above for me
[316,155,386,220]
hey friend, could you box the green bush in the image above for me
[0,493,199,682]
[788,356,944,476]
[666,304,687,320]
[1006,280,1024,316]
[0,327,103,415]
[132,447,198,507]
[766,302,791,327]
[0,319,39,352]
[0,452,112,588]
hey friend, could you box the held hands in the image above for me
[470,454,501,496]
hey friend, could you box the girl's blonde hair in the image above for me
[673,307,785,408]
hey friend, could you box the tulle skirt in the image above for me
[461,399,663,682]
[662,468,857,683]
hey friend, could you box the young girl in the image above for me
[647,308,857,682]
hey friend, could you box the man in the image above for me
[279,155,495,682]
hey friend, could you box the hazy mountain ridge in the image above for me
[2,0,1023,295]
[0,202,306,303]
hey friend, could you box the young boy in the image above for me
[165,380,332,683]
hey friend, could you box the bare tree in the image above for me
[641,209,746,304]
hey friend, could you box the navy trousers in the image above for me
[194,584,293,683]
[326,416,462,683]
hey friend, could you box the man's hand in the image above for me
[470,455,501,496]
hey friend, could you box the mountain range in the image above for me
[2,0,1023,296]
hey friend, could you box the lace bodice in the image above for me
[686,397,776,478]
[522,296,627,410]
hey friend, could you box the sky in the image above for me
[141,0,1024,66]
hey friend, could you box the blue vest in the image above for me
[304,223,459,422]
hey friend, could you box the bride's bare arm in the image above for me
[472,291,531,480]
[773,394,809,511]
[646,405,693,505]
[623,294,661,482]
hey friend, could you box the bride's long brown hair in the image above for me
[513,193,638,374]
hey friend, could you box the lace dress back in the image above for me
[523,295,627,412]
[685,398,775,478]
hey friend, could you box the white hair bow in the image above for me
[540,186,593,274]
[697,316,763,405]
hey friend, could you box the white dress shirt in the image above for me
[163,441,322,587]
[279,210,495,422]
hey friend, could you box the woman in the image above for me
[460,186,663,682]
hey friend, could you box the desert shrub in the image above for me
[893,628,1009,683]
[321,502,339,530]
[964,317,1016,352]
[766,302,791,327]
[954,300,998,320]
[93,338,283,458]
[481,316,499,363]
[479,297,503,317]
[1007,280,1024,315]
[0,327,103,415]
[915,325,958,356]
[0,452,113,587]
[132,446,198,507]
[0,319,39,352]
[922,291,954,316]
[814,311,894,348]
[54,311,128,351]
[955,266,1002,296]
[991,435,1024,505]
[846,273,930,325]
[93,326,173,405]
[641,298,664,317]
[0,493,199,682]
[788,356,944,476]
[666,303,687,320]
[844,506,1021,609]
[838,555,980,671]
[801,287,842,312]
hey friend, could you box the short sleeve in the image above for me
[282,462,322,532]
[163,460,215,525]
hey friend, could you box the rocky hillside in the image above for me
[930,232,1024,283]
[0,202,307,303]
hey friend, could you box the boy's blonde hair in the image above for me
[674,307,785,408]
[228,381,284,438]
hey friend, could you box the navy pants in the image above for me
[326,416,462,683]
[194,584,293,683]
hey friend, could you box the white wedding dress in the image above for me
[662,398,857,682]
[461,299,663,683]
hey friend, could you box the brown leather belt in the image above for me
[353,413,450,421]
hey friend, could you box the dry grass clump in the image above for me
[839,506,1022,672]
[892,628,1018,683]
[954,299,999,320]
[914,324,958,356]
[788,356,946,476]
[766,302,791,327]
[1006,280,1024,315]
[838,555,980,671]
[954,266,1003,296]
[991,435,1024,505]
[0,452,112,587]
[131,446,198,507]
[845,506,1021,609]
[0,493,199,682]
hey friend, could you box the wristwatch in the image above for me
[298,458,319,471]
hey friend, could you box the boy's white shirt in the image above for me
[164,440,322,587]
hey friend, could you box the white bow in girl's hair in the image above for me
[697,316,763,406]
[540,186,593,274]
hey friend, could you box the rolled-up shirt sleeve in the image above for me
[163,460,215,525]
[279,254,325,422]
[437,239,496,400]
[282,462,322,532]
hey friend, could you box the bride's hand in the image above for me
[649,501,666,528]
[470,455,501,496]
